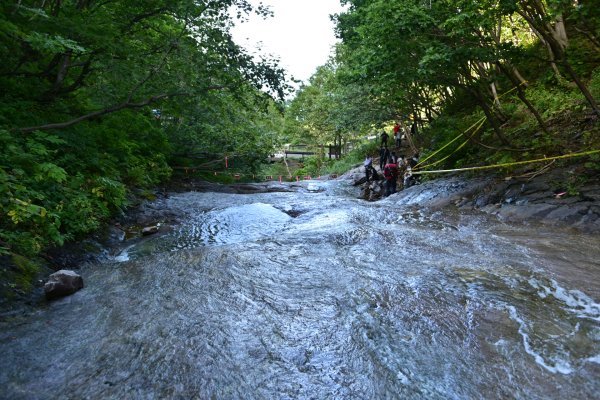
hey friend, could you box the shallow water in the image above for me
[1,180,599,399]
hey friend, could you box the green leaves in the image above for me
[35,163,67,183]
[0,0,291,260]
[22,32,86,54]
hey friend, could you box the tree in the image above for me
[0,0,289,259]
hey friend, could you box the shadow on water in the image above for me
[1,180,598,399]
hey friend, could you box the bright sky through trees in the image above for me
[232,0,346,87]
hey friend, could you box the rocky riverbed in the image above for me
[0,171,598,399]
[344,163,600,233]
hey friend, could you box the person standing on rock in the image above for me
[393,122,401,147]
[364,156,373,182]
[380,130,389,148]
[379,147,391,171]
[379,146,386,171]
[383,157,399,197]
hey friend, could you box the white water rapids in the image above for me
[1,180,598,399]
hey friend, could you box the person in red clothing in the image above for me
[383,157,399,197]
[393,122,401,147]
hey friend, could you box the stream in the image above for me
[1,179,599,399]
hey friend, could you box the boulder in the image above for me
[44,270,84,300]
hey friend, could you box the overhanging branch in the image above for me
[19,93,186,133]
[18,84,230,133]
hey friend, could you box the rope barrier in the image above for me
[414,81,529,169]
[412,149,600,175]
[414,116,487,168]
[415,117,487,171]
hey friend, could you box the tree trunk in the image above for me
[562,59,600,115]
[498,62,548,133]
[511,65,528,87]
[491,82,501,107]
[469,86,512,146]
[545,42,565,81]
[551,14,569,50]
[48,51,72,97]
[518,6,600,115]
[546,35,600,114]
[574,27,600,52]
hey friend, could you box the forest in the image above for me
[284,0,599,178]
[1,0,600,292]
[0,0,289,266]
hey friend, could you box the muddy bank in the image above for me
[343,163,600,233]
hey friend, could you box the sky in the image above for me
[231,0,346,88]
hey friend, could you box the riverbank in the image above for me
[343,162,600,233]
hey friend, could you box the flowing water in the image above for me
[1,180,599,399]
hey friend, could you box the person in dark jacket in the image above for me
[378,146,385,170]
[380,131,389,148]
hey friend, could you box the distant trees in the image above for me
[286,0,599,150]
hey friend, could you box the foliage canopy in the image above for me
[0,0,288,259]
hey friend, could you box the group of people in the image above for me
[363,151,420,197]
[380,122,406,150]
[363,121,421,198]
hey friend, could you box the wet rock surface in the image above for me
[1,177,597,399]
[467,171,600,232]
[344,164,600,233]
[44,270,84,300]
[37,181,316,273]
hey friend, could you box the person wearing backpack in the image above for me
[383,157,399,197]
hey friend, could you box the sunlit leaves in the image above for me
[22,32,86,54]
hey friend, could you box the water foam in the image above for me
[507,306,574,374]
[528,278,600,321]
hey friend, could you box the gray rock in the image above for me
[353,176,368,186]
[44,270,84,300]
[520,181,550,195]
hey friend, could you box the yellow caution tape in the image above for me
[415,118,487,170]
[415,81,528,169]
[415,116,486,168]
[412,149,600,175]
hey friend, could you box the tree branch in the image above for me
[19,92,187,132]
[18,85,230,133]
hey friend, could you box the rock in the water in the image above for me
[44,270,84,300]
[307,183,324,192]
[141,225,160,235]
